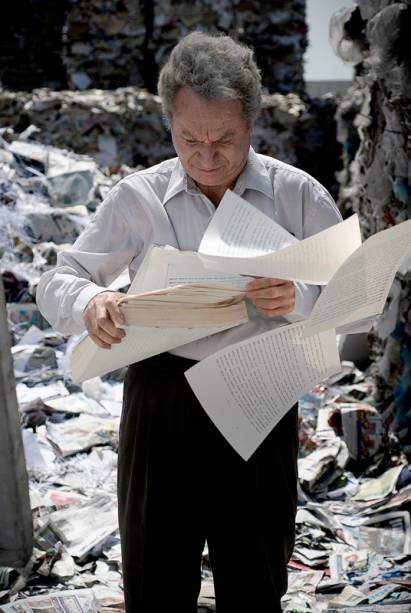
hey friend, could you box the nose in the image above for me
[197,144,220,170]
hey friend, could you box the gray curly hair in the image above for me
[157,31,262,125]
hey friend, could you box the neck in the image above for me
[196,180,238,207]
[198,185,226,207]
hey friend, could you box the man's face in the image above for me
[170,86,251,193]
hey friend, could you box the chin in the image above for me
[192,169,226,185]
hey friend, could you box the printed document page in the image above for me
[198,190,362,284]
[70,246,249,383]
[304,219,411,336]
[185,321,341,460]
[199,189,297,256]
[141,245,250,290]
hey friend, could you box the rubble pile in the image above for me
[0,0,67,92]
[285,367,411,611]
[0,88,341,197]
[0,132,128,606]
[149,0,307,94]
[0,3,409,608]
[332,0,411,457]
[58,0,307,94]
[258,93,341,199]
[0,1,308,95]
[62,0,146,91]
[0,81,409,613]
[0,88,172,171]
[1,310,411,611]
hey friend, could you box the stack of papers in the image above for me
[118,283,247,328]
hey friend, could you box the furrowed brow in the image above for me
[181,130,196,139]
[218,131,236,141]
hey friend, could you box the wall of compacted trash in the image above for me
[0,0,411,611]
[0,0,307,94]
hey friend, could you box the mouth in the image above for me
[196,167,223,173]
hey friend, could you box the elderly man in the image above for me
[37,32,341,613]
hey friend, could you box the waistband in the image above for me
[128,351,198,375]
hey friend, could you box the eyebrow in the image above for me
[181,130,237,142]
[181,130,196,139]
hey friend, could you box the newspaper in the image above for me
[363,484,411,515]
[329,548,368,580]
[328,585,368,608]
[298,440,345,489]
[358,511,411,557]
[337,606,411,613]
[352,465,404,502]
[0,589,97,612]
[340,403,384,460]
[45,414,118,457]
[49,496,118,560]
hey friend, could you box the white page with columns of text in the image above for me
[198,190,362,284]
[185,321,341,461]
[70,246,249,383]
[145,245,251,290]
[199,189,297,256]
[304,219,411,337]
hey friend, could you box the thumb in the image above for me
[107,299,126,327]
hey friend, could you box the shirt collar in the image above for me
[234,147,274,201]
[162,147,274,206]
[162,158,189,205]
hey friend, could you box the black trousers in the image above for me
[118,352,299,613]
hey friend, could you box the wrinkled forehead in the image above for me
[171,87,249,138]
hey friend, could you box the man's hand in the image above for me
[246,277,295,318]
[83,291,126,349]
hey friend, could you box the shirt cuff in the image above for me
[284,282,320,322]
[72,284,113,331]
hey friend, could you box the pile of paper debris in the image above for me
[0,87,341,197]
[1,0,307,95]
[1,320,411,612]
[333,0,411,459]
[0,89,410,613]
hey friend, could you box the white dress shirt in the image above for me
[36,147,342,361]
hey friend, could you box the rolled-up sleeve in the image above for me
[36,183,143,335]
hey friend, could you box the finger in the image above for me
[247,285,295,305]
[94,302,125,338]
[89,333,112,349]
[107,300,126,326]
[95,326,124,345]
[258,305,294,317]
[254,301,295,315]
[246,283,291,298]
[99,316,126,339]
[247,285,293,301]
[252,297,295,309]
[246,277,288,291]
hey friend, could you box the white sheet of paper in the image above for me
[185,321,341,460]
[199,189,297,256]
[70,246,249,383]
[198,190,362,284]
[146,246,250,289]
[304,219,411,337]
